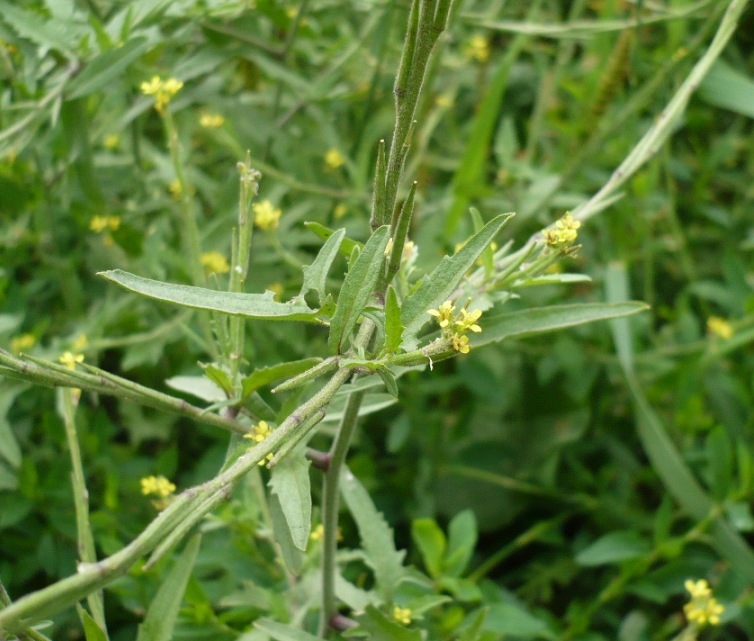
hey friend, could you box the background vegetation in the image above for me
[1,0,754,639]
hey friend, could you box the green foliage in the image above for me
[2,0,754,639]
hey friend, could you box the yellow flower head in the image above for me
[10,333,35,353]
[244,421,275,465]
[543,212,581,248]
[465,35,490,62]
[199,112,225,128]
[334,203,347,219]
[253,200,282,231]
[325,148,345,170]
[89,215,121,233]
[200,251,230,274]
[683,579,725,627]
[451,333,470,354]
[60,352,84,370]
[140,75,183,114]
[393,606,412,625]
[168,179,182,200]
[140,475,176,498]
[428,300,455,328]
[707,316,733,340]
[103,134,120,150]
[455,308,482,333]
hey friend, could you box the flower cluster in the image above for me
[89,215,121,233]
[200,251,230,274]
[543,212,581,248]
[428,300,483,354]
[683,579,724,627]
[10,333,35,353]
[392,606,412,625]
[244,421,275,466]
[141,475,177,510]
[140,76,183,114]
[324,148,345,170]
[253,200,282,231]
[706,316,733,340]
[199,112,225,128]
[59,351,84,370]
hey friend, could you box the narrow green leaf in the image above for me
[340,466,406,601]
[384,286,404,354]
[575,531,651,566]
[67,37,149,98]
[98,270,322,322]
[328,226,390,354]
[78,606,108,641]
[376,367,399,398]
[401,214,513,347]
[136,534,201,641]
[473,301,649,348]
[254,619,322,641]
[470,208,494,278]
[353,605,422,641]
[458,607,489,641]
[699,60,754,119]
[297,228,346,306]
[268,491,303,575]
[241,358,322,399]
[304,221,362,258]
[268,450,312,551]
[165,375,225,402]
[411,519,446,579]
[485,602,554,640]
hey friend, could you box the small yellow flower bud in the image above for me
[324,148,345,170]
[428,300,455,328]
[707,316,733,340]
[543,213,581,248]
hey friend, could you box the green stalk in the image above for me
[59,389,108,636]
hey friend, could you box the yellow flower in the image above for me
[89,215,121,233]
[683,579,725,627]
[707,316,733,340]
[465,35,490,62]
[543,212,581,248]
[199,112,225,128]
[140,475,176,498]
[253,200,282,231]
[168,179,182,200]
[10,333,35,353]
[310,524,324,541]
[402,240,418,264]
[103,134,120,150]
[141,75,183,114]
[324,148,345,170]
[450,333,470,354]
[334,204,347,219]
[244,421,275,465]
[428,300,455,328]
[393,606,412,625]
[200,251,230,274]
[59,352,84,370]
[72,334,89,351]
[455,308,482,333]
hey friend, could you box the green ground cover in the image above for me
[1,0,754,639]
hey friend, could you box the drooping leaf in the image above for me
[376,367,399,398]
[340,467,406,601]
[328,226,390,354]
[98,270,322,322]
[268,449,311,551]
[0,0,77,58]
[297,228,345,306]
[401,214,513,348]
[699,60,754,120]
[241,358,322,399]
[165,375,225,402]
[472,301,649,347]
[268,491,303,575]
[78,606,108,641]
[411,519,446,579]
[575,531,651,566]
[136,535,201,641]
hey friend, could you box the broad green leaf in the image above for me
[458,608,489,641]
[336,575,373,612]
[297,228,345,306]
[254,619,321,641]
[328,226,390,354]
[607,262,754,581]
[699,60,754,119]
[575,531,650,566]
[401,214,513,348]
[98,270,322,322]
[445,509,477,577]
[353,605,422,641]
[384,286,404,354]
[411,519,446,579]
[473,301,649,348]
[305,221,362,258]
[165,375,225,402]
[268,491,303,575]
[268,450,311,551]
[78,606,108,641]
[136,535,201,641]
[485,602,554,639]
[241,358,322,400]
[67,37,149,98]
[202,363,234,396]
[340,466,406,601]
[0,1,77,58]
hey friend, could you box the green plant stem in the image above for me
[59,389,107,635]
